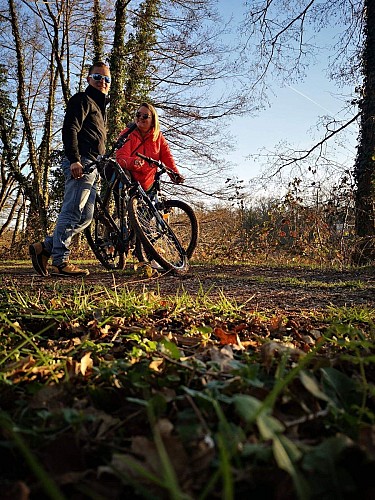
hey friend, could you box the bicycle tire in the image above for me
[162,199,198,259]
[84,197,127,270]
[134,198,198,262]
[128,195,189,274]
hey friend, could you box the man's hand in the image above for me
[70,161,84,179]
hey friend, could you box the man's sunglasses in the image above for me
[136,112,151,119]
[89,73,111,84]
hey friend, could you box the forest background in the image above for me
[0,0,374,266]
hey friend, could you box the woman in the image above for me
[116,103,184,191]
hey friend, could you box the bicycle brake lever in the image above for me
[136,153,165,171]
[136,152,151,163]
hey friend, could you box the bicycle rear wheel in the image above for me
[128,195,188,274]
[84,198,127,270]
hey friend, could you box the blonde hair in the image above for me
[138,102,160,141]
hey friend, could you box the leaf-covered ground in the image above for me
[0,262,375,499]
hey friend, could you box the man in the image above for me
[30,61,111,277]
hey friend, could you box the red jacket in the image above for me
[116,127,179,191]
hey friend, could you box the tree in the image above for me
[241,0,374,261]
[122,0,161,121]
[8,0,49,237]
[107,0,131,145]
[0,63,24,240]
[92,0,105,63]
[354,0,375,259]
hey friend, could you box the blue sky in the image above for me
[217,1,358,184]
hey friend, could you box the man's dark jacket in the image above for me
[62,85,108,164]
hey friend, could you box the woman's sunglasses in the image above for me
[136,112,152,119]
[89,73,111,84]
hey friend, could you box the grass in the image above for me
[213,272,368,290]
[0,261,374,498]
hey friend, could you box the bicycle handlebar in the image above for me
[84,136,182,185]
[136,153,183,183]
[136,153,165,169]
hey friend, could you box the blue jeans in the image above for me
[44,157,98,267]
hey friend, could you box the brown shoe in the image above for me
[50,263,90,277]
[29,242,50,276]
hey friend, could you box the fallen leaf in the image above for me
[149,358,164,372]
[80,352,93,376]
[269,316,284,333]
[261,341,305,369]
[5,356,35,374]
[155,418,174,437]
[1,481,30,500]
[214,327,241,346]
[233,323,248,333]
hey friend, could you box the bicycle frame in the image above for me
[89,157,184,257]
[93,182,130,255]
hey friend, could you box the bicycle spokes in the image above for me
[128,195,188,273]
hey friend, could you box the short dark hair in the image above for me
[88,61,109,74]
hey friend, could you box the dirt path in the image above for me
[2,262,374,312]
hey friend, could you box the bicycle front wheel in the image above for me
[133,199,198,263]
[162,199,198,259]
[128,195,188,274]
[84,200,126,270]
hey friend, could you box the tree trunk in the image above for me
[122,0,160,119]
[354,0,375,262]
[107,0,128,146]
[92,0,105,63]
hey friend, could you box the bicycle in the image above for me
[84,129,199,275]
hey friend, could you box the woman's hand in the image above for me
[133,158,145,170]
[169,172,185,184]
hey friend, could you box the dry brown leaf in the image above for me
[29,385,64,410]
[209,345,236,372]
[233,323,248,333]
[358,425,375,460]
[80,352,93,376]
[131,433,191,484]
[5,355,35,373]
[261,341,305,369]
[84,409,121,440]
[66,357,80,378]
[214,327,240,346]
[149,267,159,277]
[241,339,261,348]
[149,358,164,372]
[1,481,30,500]
[268,316,284,333]
[154,418,174,437]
